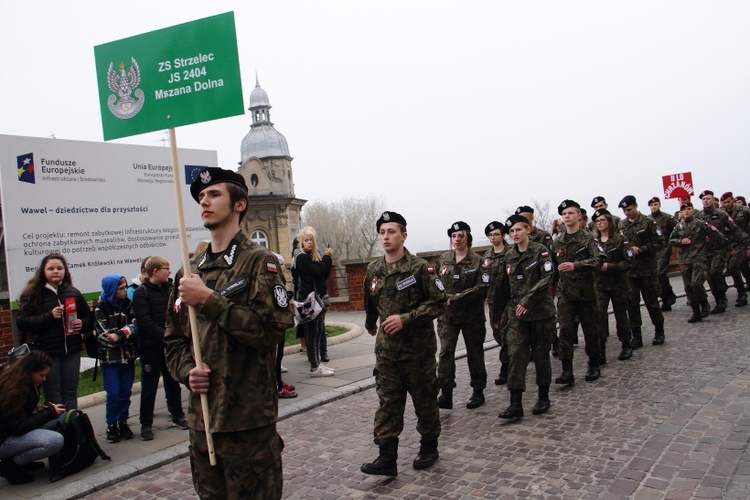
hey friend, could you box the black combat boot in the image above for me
[618,341,632,360]
[585,357,600,382]
[466,390,485,409]
[412,437,439,470]
[554,359,574,385]
[736,289,748,307]
[106,423,120,443]
[700,300,711,317]
[687,305,702,323]
[361,438,398,477]
[0,458,35,485]
[661,298,672,311]
[652,327,665,346]
[631,327,643,349]
[498,389,524,419]
[437,388,453,410]
[531,385,551,415]
[599,338,607,366]
[551,336,559,357]
[494,363,509,385]
[710,294,727,314]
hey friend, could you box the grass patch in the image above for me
[284,325,348,347]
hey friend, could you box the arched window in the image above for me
[251,229,270,248]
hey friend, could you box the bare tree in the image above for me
[302,196,385,261]
[531,198,554,232]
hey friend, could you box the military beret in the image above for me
[447,221,471,236]
[681,201,693,210]
[648,196,660,205]
[618,195,637,209]
[515,205,534,215]
[505,214,529,228]
[699,190,714,199]
[190,167,248,202]
[376,211,407,232]
[590,196,606,208]
[720,191,734,201]
[592,209,611,222]
[557,199,581,215]
[580,208,588,217]
[737,196,747,205]
[484,221,505,236]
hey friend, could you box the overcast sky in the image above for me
[2,1,748,252]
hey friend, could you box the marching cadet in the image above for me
[588,196,622,232]
[669,201,727,322]
[483,221,511,385]
[696,190,750,313]
[493,215,556,419]
[619,195,666,347]
[647,197,678,311]
[436,222,489,410]
[592,209,633,361]
[361,211,447,477]
[719,192,750,306]
[514,206,555,251]
[553,200,605,384]
[165,168,294,499]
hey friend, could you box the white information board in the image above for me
[0,134,216,307]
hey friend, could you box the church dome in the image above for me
[241,126,289,161]
[248,85,270,109]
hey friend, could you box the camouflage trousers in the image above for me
[596,286,632,344]
[373,355,440,444]
[626,274,664,330]
[706,252,728,296]
[656,247,675,301]
[681,262,708,305]
[506,317,554,391]
[726,250,747,289]
[557,295,601,361]
[189,425,283,500]
[437,319,487,391]
[490,304,510,365]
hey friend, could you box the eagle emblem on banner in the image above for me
[107,57,145,119]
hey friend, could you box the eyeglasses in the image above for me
[488,233,503,238]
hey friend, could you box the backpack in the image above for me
[49,409,111,482]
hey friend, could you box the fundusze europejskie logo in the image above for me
[106,57,144,119]
[17,153,35,184]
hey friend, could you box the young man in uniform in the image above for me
[669,201,727,322]
[493,214,556,419]
[619,195,666,347]
[165,167,294,499]
[553,200,605,384]
[484,221,510,385]
[719,191,750,306]
[361,211,447,477]
[647,196,678,310]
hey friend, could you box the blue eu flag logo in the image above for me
[185,165,206,184]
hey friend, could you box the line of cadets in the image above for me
[437,192,750,419]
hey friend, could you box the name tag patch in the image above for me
[397,275,417,291]
[219,275,249,297]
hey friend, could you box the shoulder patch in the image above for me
[434,278,445,291]
[266,261,278,273]
[427,266,435,274]
[544,260,553,273]
[273,285,289,308]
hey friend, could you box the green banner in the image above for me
[94,12,244,140]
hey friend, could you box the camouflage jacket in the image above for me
[594,233,631,291]
[728,204,750,234]
[697,206,750,254]
[164,231,294,433]
[482,246,508,308]
[649,210,677,257]
[670,215,728,264]
[620,212,663,276]
[436,249,488,323]
[553,229,604,301]
[364,248,447,361]
[491,242,556,322]
[529,227,555,253]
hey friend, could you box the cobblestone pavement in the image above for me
[88,295,750,499]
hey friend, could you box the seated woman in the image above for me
[0,351,66,484]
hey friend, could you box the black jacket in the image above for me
[132,278,172,349]
[294,252,332,300]
[16,283,93,357]
[0,384,57,446]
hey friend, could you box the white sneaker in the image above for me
[319,364,335,375]
[310,365,334,377]
[281,365,288,373]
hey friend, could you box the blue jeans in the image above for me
[42,351,80,409]
[0,417,64,465]
[102,364,135,425]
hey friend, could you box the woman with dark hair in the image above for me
[16,253,93,409]
[0,351,66,484]
[295,227,334,376]
[593,210,633,361]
